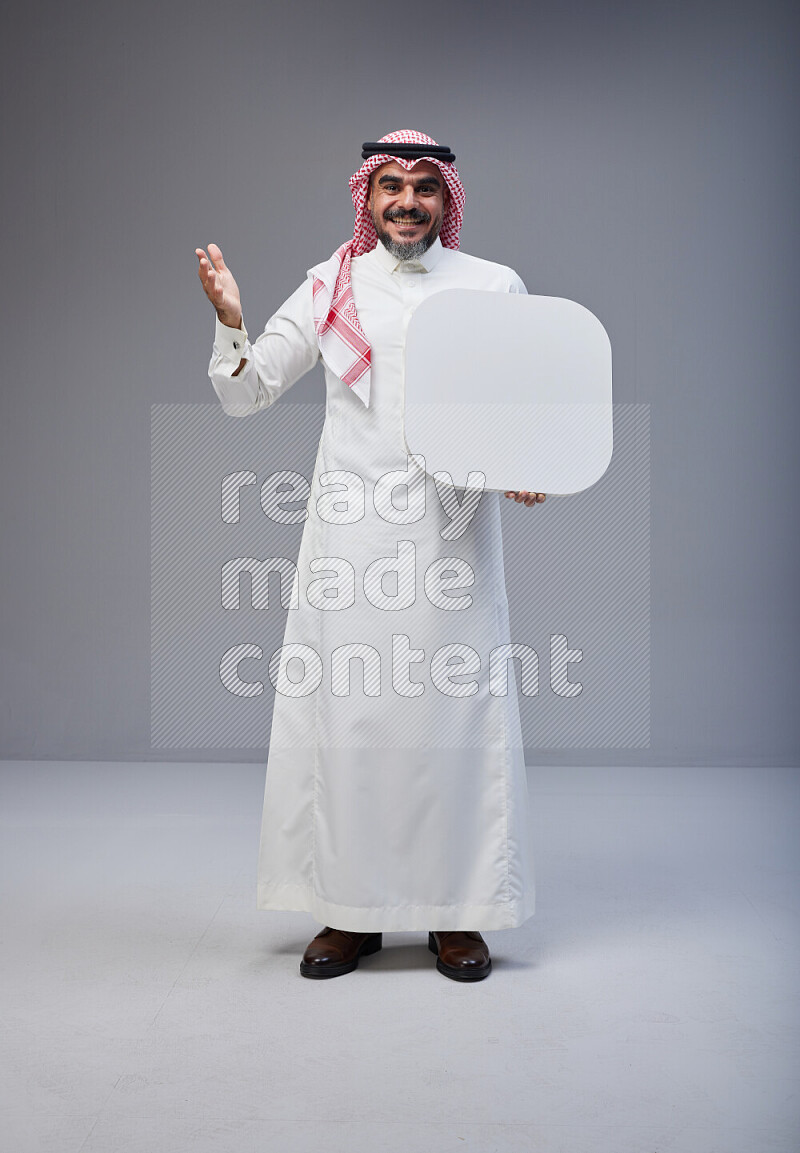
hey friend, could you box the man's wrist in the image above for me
[217,311,243,330]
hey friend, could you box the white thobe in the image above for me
[209,236,536,932]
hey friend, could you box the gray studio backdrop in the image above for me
[1,0,797,765]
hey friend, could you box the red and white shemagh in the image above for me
[311,129,466,407]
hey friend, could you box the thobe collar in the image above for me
[369,235,445,275]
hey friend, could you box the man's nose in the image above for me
[399,185,417,209]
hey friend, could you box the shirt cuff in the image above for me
[215,315,249,362]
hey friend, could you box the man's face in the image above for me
[367,161,450,261]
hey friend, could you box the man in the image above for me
[197,130,545,982]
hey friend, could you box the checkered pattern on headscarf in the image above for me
[311,130,465,407]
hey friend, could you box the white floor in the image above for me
[0,761,797,1153]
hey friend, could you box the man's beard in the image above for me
[372,207,443,261]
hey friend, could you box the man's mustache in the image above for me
[383,208,431,224]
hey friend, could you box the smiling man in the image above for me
[197,130,545,983]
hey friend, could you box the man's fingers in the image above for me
[207,242,226,270]
[196,244,224,275]
[196,258,223,306]
[504,490,547,505]
[206,269,224,305]
[196,252,215,285]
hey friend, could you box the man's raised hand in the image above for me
[195,243,243,329]
[504,491,546,507]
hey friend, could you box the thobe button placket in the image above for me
[399,270,424,332]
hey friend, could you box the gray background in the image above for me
[1,0,797,765]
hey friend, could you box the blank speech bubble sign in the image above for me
[404,290,613,494]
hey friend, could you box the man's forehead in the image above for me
[371,160,443,184]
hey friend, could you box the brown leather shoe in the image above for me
[300,926,383,979]
[428,931,492,981]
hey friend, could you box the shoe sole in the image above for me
[428,932,492,981]
[300,933,383,979]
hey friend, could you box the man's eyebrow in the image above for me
[377,173,442,188]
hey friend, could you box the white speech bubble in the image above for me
[404,290,613,494]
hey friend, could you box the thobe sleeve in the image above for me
[208,278,320,417]
[507,270,528,295]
